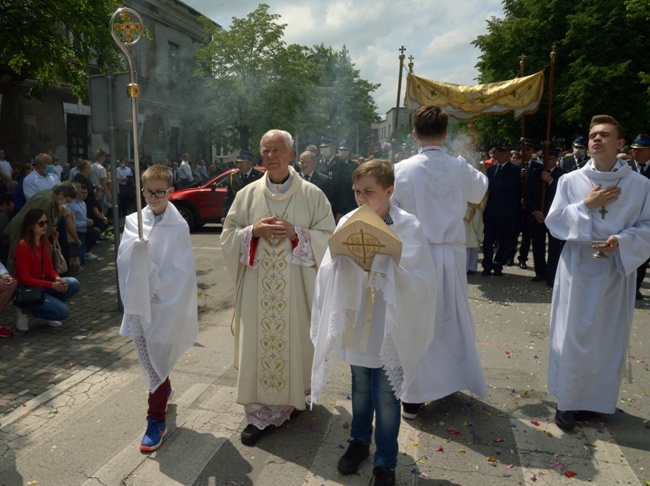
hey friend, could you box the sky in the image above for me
[181,0,505,119]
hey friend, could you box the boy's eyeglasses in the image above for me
[37,220,49,227]
[141,188,170,199]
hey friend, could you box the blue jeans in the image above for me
[26,277,80,321]
[350,365,400,469]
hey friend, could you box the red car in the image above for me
[169,167,265,229]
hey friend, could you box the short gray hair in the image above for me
[34,153,52,166]
[261,129,294,150]
[300,151,317,163]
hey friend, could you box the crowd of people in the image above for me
[1,108,649,486]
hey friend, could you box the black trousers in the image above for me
[510,207,532,263]
[530,220,564,283]
[482,215,515,271]
[637,258,649,292]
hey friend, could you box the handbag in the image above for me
[14,244,46,307]
[14,284,45,307]
[52,238,68,274]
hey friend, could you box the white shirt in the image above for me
[52,164,63,178]
[179,160,193,181]
[0,159,12,179]
[23,171,60,199]
[89,162,107,187]
[116,166,133,185]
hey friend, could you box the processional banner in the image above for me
[404,71,544,121]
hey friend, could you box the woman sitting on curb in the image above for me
[14,209,80,331]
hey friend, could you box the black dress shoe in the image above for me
[402,402,423,420]
[546,280,554,287]
[636,290,644,300]
[555,410,576,430]
[493,268,503,276]
[241,423,264,446]
[290,408,302,419]
[467,270,475,276]
[574,410,601,421]
[506,259,515,266]
[481,269,492,276]
[531,275,545,282]
[519,262,529,270]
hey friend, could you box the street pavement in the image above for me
[1,226,649,486]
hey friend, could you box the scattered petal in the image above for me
[421,473,429,479]
[493,438,504,443]
[531,420,540,426]
[564,471,577,478]
[437,445,444,452]
[342,422,350,429]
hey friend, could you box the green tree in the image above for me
[193,4,379,152]
[471,0,650,148]
[0,0,122,99]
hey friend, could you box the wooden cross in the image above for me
[599,206,608,219]
[399,46,406,55]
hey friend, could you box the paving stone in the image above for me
[0,243,128,409]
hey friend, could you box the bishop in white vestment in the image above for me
[221,130,334,442]
[545,159,650,414]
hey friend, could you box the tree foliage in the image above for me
[193,4,379,152]
[0,0,122,99]
[470,0,650,147]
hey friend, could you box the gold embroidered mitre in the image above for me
[329,204,402,270]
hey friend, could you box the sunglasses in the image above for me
[37,220,49,228]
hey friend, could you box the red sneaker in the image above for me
[0,327,13,338]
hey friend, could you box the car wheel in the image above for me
[176,204,196,229]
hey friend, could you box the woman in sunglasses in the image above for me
[13,208,80,331]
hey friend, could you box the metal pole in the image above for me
[407,56,414,146]
[106,72,122,311]
[392,46,406,154]
[110,7,144,239]
[519,54,526,156]
[541,43,557,213]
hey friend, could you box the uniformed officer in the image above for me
[221,150,263,222]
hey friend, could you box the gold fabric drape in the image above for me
[404,71,544,120]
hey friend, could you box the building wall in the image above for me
[377,107,410,143]
[0,0,215,166]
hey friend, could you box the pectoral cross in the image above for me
[599,206,608,219]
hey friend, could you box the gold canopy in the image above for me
[404,71,545,121]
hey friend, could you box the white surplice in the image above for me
[117,204,198,392]
[310,205,437,403]
[545,159,650,413]
[220,168,335,428]
[393,146,489,402]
